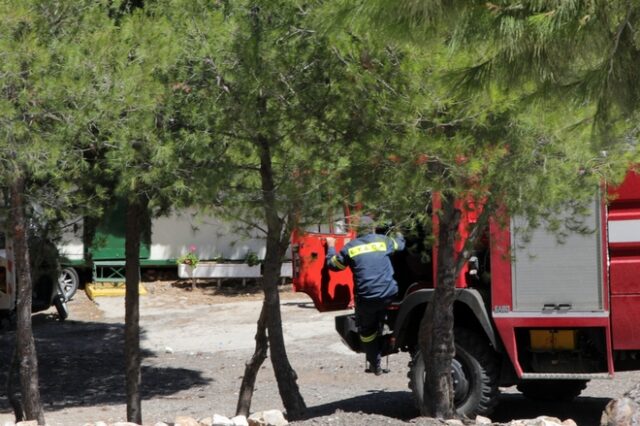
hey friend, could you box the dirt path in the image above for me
[0,281,634,425]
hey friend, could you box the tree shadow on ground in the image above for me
[491,393,610,426]
[302,390,609,426]
[0,312,210,413]
[302,390,418,421]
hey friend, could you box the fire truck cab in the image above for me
[291,170,640,416]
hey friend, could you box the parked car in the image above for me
[0,231,68,328]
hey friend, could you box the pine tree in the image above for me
[167,0,415,418]
[69,3,223,421]
[324,0,639,418]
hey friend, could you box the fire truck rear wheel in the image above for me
[408,327,500,417]
[516,379,588,401]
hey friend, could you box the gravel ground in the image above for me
[0,281,634,426]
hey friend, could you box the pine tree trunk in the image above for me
[236,301,268,417]
[263,254,306,419]
[7,346,24,421]
[10,176,45,425]
[257,135,307,420]
[124,195,147,424]
[249,4,306,415]
[418,192,461,419]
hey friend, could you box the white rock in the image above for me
[95,422,109,426]
[561,420,577,426]
[522,417,563,426]
[111,423,140,426]
[154,423,170,426]
[16,422,38,426]
[212,414,233,426]
[165,346,174,354]
[231,415,249,426]
[475,415,492,425]
[248,410,288,426]
[444,420,463,426]
[198,417,213,426]
[601,397,640,426]
[174,416,200,426]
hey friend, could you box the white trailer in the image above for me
[57,209,292,295]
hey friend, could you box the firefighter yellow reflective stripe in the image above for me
[390,237,399,251]
[348,242,387,258]
[360,331,377,343]
[330,255,346,270]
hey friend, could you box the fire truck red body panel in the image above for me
[608,171,640,350]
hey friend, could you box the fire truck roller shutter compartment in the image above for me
[510,197,604,313]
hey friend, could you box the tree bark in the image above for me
[263,250,306,420]
[236,301,269,417]
[418,192,461,419]
[257,136,307,420]
[10,176,45,425]
[7,346,24,421]
[124,195,147,424]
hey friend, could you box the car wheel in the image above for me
[58,267,80,301]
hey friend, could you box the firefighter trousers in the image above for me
[355,297,391,368]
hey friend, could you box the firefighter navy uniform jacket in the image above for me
[326,232,406,301]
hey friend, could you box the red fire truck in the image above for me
[291,170,640,417]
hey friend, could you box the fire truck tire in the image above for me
[516,379,588,401]
[408,327,500,417]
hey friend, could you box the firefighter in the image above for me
[325,217,405,375]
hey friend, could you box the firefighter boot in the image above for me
[363,338,389,375]
[365,362,390,376]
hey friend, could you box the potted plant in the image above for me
[177,245,199,290]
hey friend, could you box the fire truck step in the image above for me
[520,372,611,380]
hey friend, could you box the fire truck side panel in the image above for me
[608,171,640,206]
[493,314,614,377]
[490,195,613,379]
[510,197,604,312]
[608,171,640,350]
[489,220,513,311]
[611,295,640,349]
[431,194,477,288]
